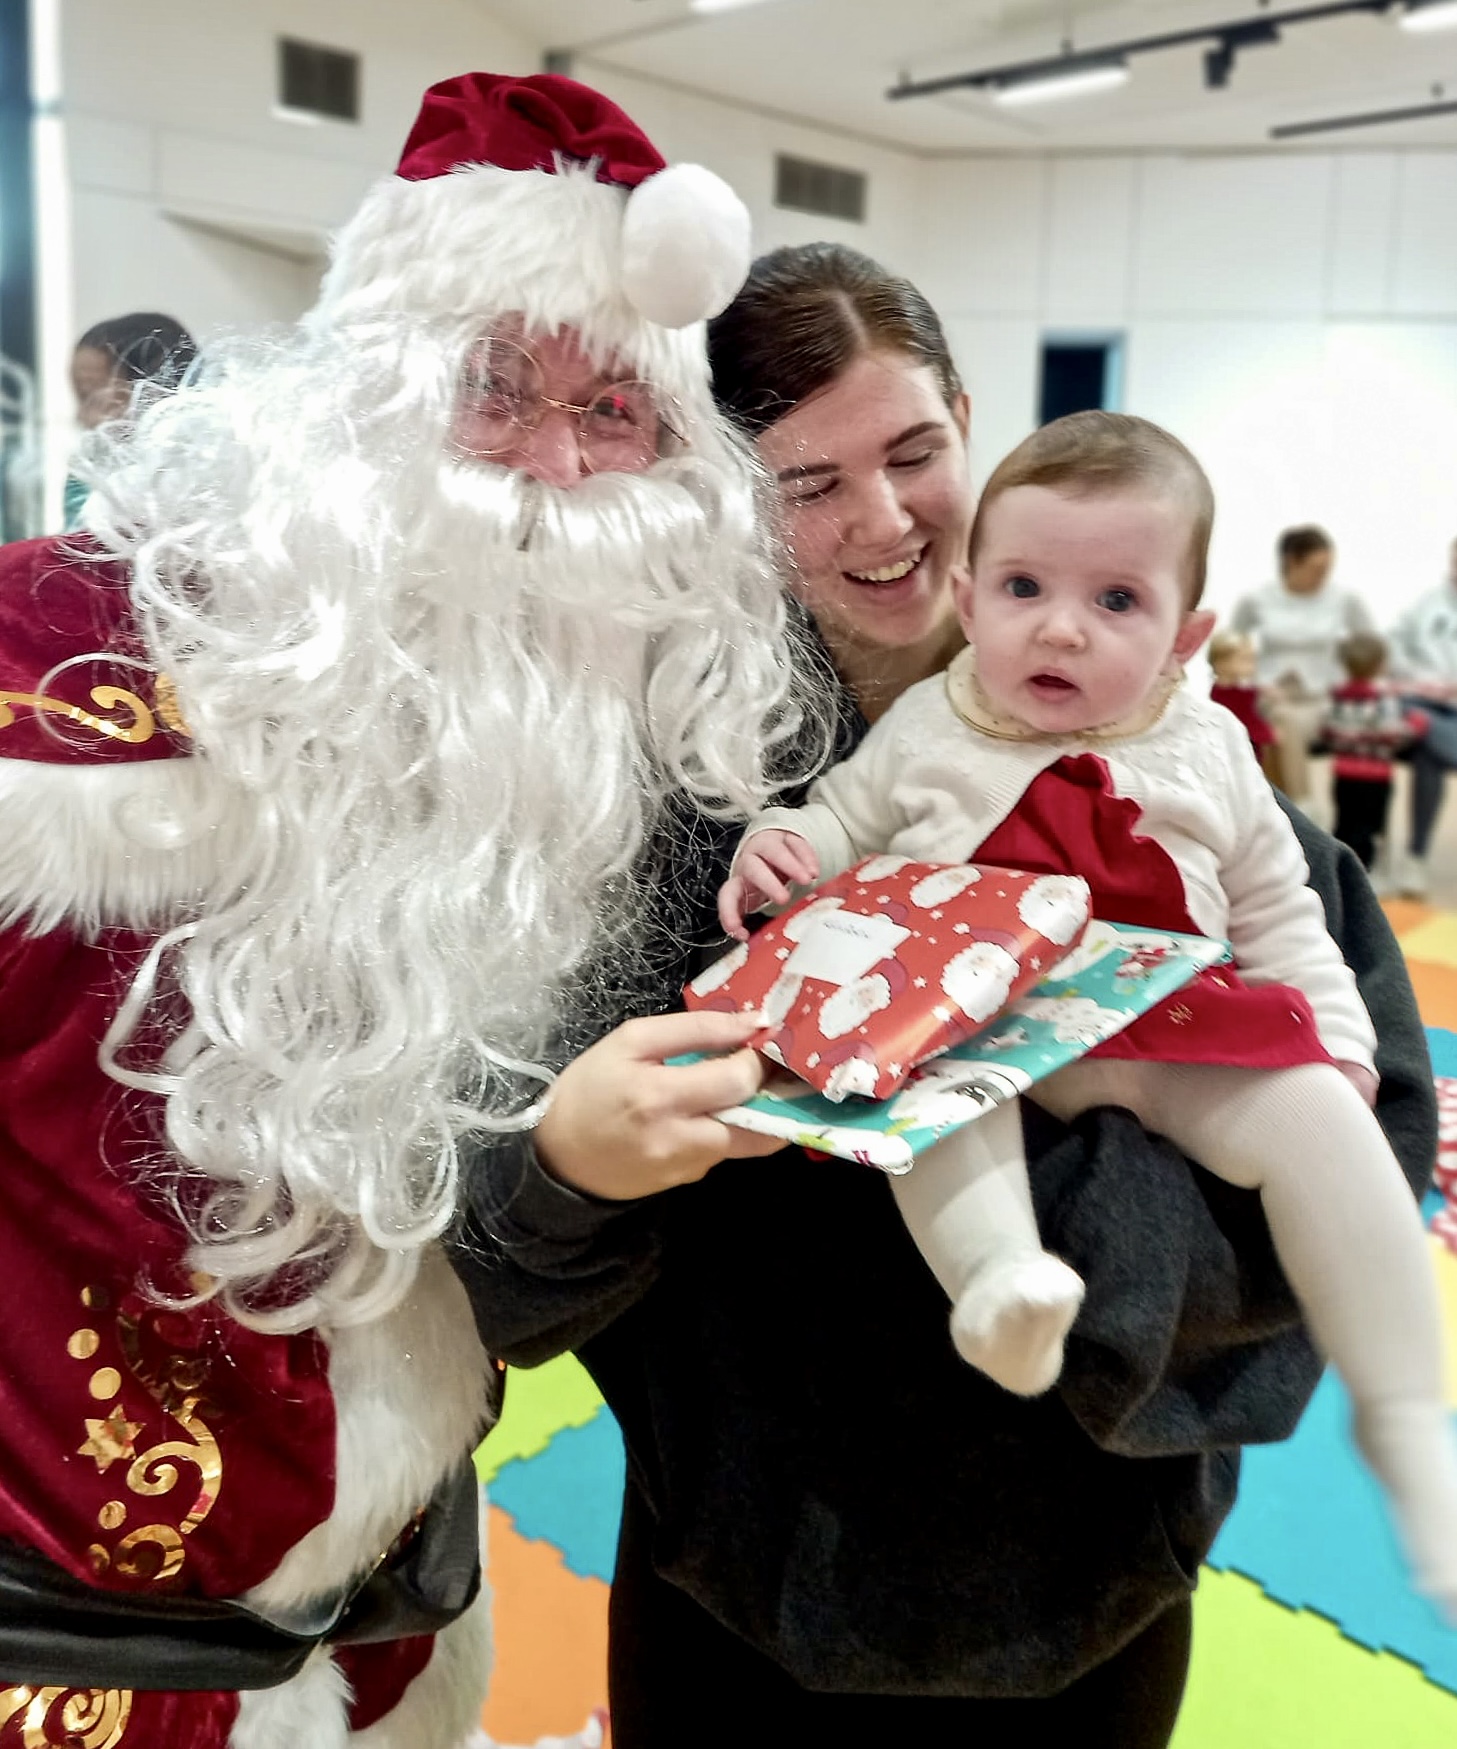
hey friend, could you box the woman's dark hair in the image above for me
[707,243,962,436]
[1277,523,1333,571]
[75,312,197,388]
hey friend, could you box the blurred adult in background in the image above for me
[65,311,197,527]
[1388,537,1457,897]
[457,240,1435,1749]
[1230,525,1374,803]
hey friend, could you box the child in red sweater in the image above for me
[1324,632,1426,870]
[1208,629,1279,781]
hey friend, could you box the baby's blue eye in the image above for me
[1099,587,1137,613]
[1006,575,1039,599]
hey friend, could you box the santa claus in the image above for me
[0,73,801,1748]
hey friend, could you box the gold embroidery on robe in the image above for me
[0,1685,133,1748]
[0,687,154,745]
[69,1290,222,1584]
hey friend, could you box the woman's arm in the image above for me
[450,1127,668,1368]
[451,1009,783,1367]
[1037,802,1435,1456]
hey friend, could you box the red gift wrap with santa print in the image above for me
[687,856,1091,1101]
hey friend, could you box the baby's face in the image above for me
[957,484,1212,735]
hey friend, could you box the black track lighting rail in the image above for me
[887,1,1403,101]
[1270,93,1457,132]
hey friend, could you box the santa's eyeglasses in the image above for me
[457,338,686,474]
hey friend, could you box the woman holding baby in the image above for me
[457,244,1435,1747]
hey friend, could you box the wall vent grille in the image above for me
[278,38,360,123]
[774,154,866,223]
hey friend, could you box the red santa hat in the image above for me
[313,72,751,336]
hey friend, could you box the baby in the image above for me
[720,411,1457,1612]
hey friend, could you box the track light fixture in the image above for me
[888,1,1404,104]
[1399,0,1457,30]
[990,59,1131,105]
[1203,19,1282,88]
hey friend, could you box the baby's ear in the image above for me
[1172,609,1217,667]
[951,563,974,627]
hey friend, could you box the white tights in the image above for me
[890,1059,1457,1613]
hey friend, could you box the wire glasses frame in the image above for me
[456,336,688,475]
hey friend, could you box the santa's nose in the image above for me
[512,408,590,488]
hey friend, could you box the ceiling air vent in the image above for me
[278,38,360,123]
[774,153,866,223]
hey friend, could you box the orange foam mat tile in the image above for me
[1383,898,1438,939]
[482,1503,610,1746]
[1405,959,1457,1032]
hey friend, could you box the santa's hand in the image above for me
[718,830,820,940]
[535,1010,785,1200]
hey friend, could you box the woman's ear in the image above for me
[1172,609,1217,668]
[952,391,971,441]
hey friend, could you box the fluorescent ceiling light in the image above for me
[1400,0,1457,29]
[992,62,1129,106]
[690,0,778,14]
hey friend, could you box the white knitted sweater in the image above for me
[745,658,1377,1073]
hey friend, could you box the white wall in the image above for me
[60,0,539,340]
[919,150,1457,626]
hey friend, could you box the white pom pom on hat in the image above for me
[394,70,753,330]
[622,162,753,327]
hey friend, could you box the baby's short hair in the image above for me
[1340,631,1387,682]
[969,410,1215,607]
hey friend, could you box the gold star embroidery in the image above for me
[79,1405,144,1473]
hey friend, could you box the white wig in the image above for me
[79,164,823,1331]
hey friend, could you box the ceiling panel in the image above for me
[468,0,1457,151]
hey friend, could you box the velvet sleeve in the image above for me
[1034,800,1435,1456]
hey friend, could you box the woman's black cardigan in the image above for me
[451,714,1435,1696]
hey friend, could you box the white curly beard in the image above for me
[80,314,811,1334]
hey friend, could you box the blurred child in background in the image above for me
[1208,628,1279,782]
[65,311,196,528]
[1323,631,1426,873]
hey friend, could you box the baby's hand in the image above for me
[718,830,820,941]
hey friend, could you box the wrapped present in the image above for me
[686,855,1090,1102]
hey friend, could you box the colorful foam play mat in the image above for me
[475,896,1457,1748]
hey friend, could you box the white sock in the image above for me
[891,1101,1084,1396]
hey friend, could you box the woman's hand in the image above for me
[535,1009,786,1201]
[718,830,820,940]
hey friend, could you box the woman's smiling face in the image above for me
[756,349,972,656]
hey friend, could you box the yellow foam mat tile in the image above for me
[475,1351,606,1485]
[1393,912,1457,973]
[1173,1569,1457,1748]
[1438,1239,1457,1410]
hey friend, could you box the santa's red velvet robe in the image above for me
[0,538,492,1749]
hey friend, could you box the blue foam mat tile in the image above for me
[489,1406,626,1583]
[1424,1027,1457,1078]
[1208,1373,1457,1692]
